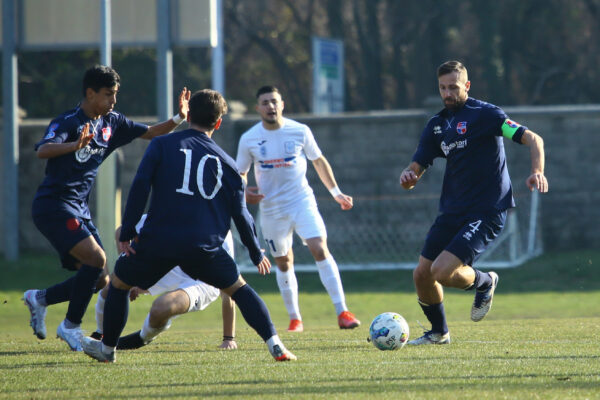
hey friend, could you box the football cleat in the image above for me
[338,311,360,329]
[82,337,115,363]
[270,344,297,362]
[408,330,451,345]
[287,319,304,332]
[471,272,499,322]
[117,330,151,350]
[23,290,47,340]
[90,331,103,341]
[56,321,83,352]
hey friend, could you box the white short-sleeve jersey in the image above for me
[236,117,323,215]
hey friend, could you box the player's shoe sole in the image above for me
[407,331,451,345]
[82,337,115,363]
[471,272,499,322]
[23,290,47,340]
[338,311,360,329]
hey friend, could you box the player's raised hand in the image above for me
[177,87,191,121]
[129,286,149,301]
[255,253,271,275]
[245,186,265,204]
[75,123,94,150]
[526,172,549,193]
[334,193,353,210]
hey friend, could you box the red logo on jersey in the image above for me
[456,121,468,135]
[66,218,81,231]
[102,127,112,141]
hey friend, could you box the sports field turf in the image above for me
[0,250,598,399]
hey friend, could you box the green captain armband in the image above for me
[501,118,523,140]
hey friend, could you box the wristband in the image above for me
[172,114,184,125]
[223,335,235,341]
[329,186,342,197]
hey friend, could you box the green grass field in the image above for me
[0,250,598,399]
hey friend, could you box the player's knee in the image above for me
[413,264,432,285]
[430,263,453,285]
[95,273,110,292]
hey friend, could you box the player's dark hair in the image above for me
[82,65,120,96]
[255,85,280,99]
[189,89,228,129]
[437,60,468,80]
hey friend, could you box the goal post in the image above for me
[235,190,543,272]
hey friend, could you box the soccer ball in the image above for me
[368,312,409,351]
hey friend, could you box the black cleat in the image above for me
[90,331,103,340]
[116,330,149,350]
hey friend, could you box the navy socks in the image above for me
[232,284,276,341]
[418,299,448,334]
[42,276,76,306]
[102,283,130,348]
[472,269,493,292]
[65,265,102,325]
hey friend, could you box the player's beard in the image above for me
[444,97,466,113]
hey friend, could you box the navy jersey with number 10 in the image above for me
[412,97,526,215]
[119,129,263,264]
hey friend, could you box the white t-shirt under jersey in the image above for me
[236,117,323,216]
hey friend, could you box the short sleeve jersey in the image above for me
[120,129,263,264]
[236,117,323,215]
[32,106,148,219]
[412,97,526,214]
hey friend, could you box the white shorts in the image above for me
[260,202,327,258]
[146,231,234,312]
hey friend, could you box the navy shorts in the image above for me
[421,209,507,266]
[114,240,240,291]
[33,211,104,271]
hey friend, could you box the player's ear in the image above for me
[465,81,471,92]
[214,118,222,131]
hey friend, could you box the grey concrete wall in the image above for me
[8,104,600,259]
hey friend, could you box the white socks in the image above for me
[140,314,171,342]
[276,268,301,320]
[266,335,284,355]
[94,291,106,334]
[316,256,348,315]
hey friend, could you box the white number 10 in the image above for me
[176,148,223,199]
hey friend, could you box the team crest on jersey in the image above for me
[102,127,112,141]
[284,141,295,154]
[504,119,520,128]
[433,125,442,135]
[43,123,59,140]
[260,145,267,157]
[456,121,468,135]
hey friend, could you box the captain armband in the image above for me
[501,118,526,141]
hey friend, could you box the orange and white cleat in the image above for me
[338,311,361,329]
[271,344,297,361]
[287,319,304,332]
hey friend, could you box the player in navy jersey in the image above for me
[23,65,191,351]
[399,61,548,345]
[81,89,296,363]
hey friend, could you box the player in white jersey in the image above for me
[236,86,360,332]
[92,215,238,349]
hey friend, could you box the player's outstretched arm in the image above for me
[141,87,191,139]
[399,162,425,190]
[520,129,549,193]
[219,292,237,350]
[36,123,94,159]
[240,173,265,204]
[312,156,353,210]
